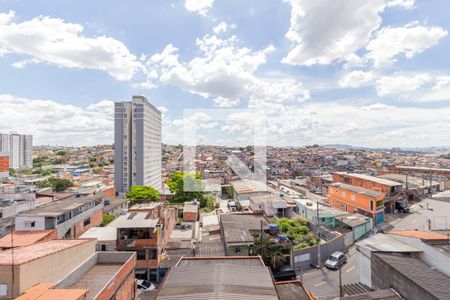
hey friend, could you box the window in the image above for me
[351,195,356,201]
[101,245,106,251]
[24,221,35,228]
[235,247,241,254]
[370,201,374,211]
[376,200,383,208]
[137,249,146,260]
[341,191,346,198]
[148,248,157,259]
[83,218,91,227]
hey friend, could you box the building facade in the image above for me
[328,183,385,224]
[0,133,33,169]
[0,153,9,178]
[114,96,162,193]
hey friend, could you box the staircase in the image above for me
[342,283,372,295]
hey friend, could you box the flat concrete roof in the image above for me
[79,227,117,241]
[19,195,101,217]
[230,179,273,194]
[338,183,384,198]
[109,212,159,228]
[70,263,122,300]
[335,172,402,187]
[0,239,91,265]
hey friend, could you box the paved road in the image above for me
[383,198,450,231]
[300,246,359,299]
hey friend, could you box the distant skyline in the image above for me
[1,0,450,147]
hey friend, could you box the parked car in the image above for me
[273,265,297,281]
[325,251,347,270]
[395,201,410,213]
[136,279,155,291]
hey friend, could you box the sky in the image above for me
[0,0,450,147]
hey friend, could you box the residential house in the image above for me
[14,195,103,238]
[328,183,385,224]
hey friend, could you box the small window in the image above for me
[137,249,146,260]
[101,245,106,251]
[25,221,35,228]
[235,247,241,254]
[83,218,91,227]
[148,248,157,259]
[341,191,346,198]
[351,195,356,201]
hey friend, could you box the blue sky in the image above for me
[0,0,449,147]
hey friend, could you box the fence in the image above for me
[292,234,345,270]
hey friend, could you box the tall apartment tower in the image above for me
[114,96,162,193]
[0,132,33,169]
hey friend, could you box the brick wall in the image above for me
[74,209,103,237]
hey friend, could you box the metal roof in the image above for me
[19,195,102,217]
[220,213,269,231]
[356,234,422,253]
[374,253,450,300]
[224,228,254,244]
[156,257,278,300]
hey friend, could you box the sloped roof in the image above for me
[0,230,54,248]
[386,230,448,241]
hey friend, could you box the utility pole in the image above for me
[316,201,321,268]
[429,169,433,198]
[405,173,409,206]
[339,266,342,298]
[260,220,264,256]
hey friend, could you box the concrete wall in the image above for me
[14,216,46,231]
[292,234,345,270]
[0,240,96,299]
[356,247,372,288]
[371,254,436,300]
[56,204,103,238]
[226,244,250,256]
[387,234,450,277]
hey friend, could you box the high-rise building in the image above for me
[0,133,33,169]
[114,96,162,193]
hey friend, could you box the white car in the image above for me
[136,279,155,291]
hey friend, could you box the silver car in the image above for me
[325,251,347,270]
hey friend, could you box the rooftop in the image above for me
[335,172,401,187]
[16,283,88,300]
[79,226,117,241]
[0,239,90,265]
[336,213,371,228]
[374,253,450,300]
[0,230,54,248]
[386,230,449,241]
[156,257,278,300]
[183,201,199,213]
[108,211,159,228]
[220,213,269,231]
[128,201,161,211]
[70,263,123,300]
[223,228,254,244]
[230,179,273,194]
[356,234,422,253]
[18,195,102,217]
[337,183,384,198]
[275,281,310,300]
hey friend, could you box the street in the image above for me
[300,246,359,299]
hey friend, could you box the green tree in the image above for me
[200,194,216,212]
[56,150,67,156]
[100,214,115,227]
[253,234,289,269]
[9,168,16,177]
[35,178,74,192]
[126,186,160,205]
[167,172,204,203]
[92,166,103,174]
[89,157,97,162]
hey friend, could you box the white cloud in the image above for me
[375,73,432,96]
[213,22,237,34]
[214,97,240,107]
[417,76,450,102]
[185,0,214,15]
[282,0,386,66]
[143,34,309,106]
[0,11,142,80]
[339,71,375,88]
[366,24,447,67]
[386,0,415,9]
[0,94,114,145]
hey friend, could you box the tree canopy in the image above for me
[167,171,205,203]
[126,185,160,204]
[35,178,74,192]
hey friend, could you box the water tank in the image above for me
[269,223,278,233]
[104,199,110,206]
[278,233,288,241]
